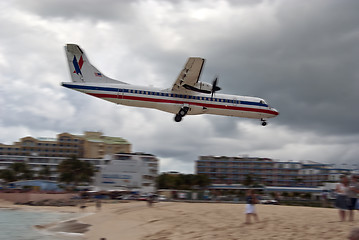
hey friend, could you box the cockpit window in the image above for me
[259,100,268,106]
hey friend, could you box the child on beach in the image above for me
[245,189,259,224]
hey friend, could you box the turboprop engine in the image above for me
[183,77,221,96]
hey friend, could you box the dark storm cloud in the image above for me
[1,0,359,172]
[184,0,359,136]
[13,0,137,22]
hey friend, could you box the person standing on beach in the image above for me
[245,189,259,224]
[147,194,154,207]
[335,175,350,221]
[348,175,359,221]
[96,199,102,211]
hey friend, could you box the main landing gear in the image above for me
[261,118,267,126]
[174,106,189,122]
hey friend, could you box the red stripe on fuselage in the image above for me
[86,92,278,116]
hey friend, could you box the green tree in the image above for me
[157,174,177,189]
[38,165,51,180]
[243,174,254,186]
[282,192,289,198]
[57,156,95,187]
[0,169,17,183]
[10,162,33,180]
[194,174,211,188]
[157,173,211,190]
[303,193,312,200]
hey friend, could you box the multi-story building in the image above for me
[196,156,354,187]
[0,152,158,193]
[0,131,131,159]
[81,131,131,158]
[0,132,160,192]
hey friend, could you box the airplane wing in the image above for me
[172,57,205,92]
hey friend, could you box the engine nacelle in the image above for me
[183,81,213,94]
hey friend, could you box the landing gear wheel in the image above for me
[179,109,187,117]
[261,121,267,126]
[174,115,182,122]
[178,106,189,117]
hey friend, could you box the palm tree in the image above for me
[38,165,51,180]
[0,169,16,184]
[57,156,95,187]
[10,162,33,180]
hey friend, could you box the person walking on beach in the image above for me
[348,175,359,221]
[335,175,350,221]
[245,189,259,224]
[147,194,154,207]
[96,199,102,211]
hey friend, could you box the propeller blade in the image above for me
[211,76,221,99]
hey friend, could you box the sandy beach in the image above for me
[1,200,358,239]
[79,201,358,240]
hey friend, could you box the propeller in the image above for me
[211,76,221,99]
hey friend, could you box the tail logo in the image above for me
[72,55,84,76]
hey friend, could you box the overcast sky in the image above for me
[1,0,359,173]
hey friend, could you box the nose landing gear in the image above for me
[261,119,267,126]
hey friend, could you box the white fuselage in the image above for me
[62,82,279,119]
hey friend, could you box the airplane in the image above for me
[62,44,279,126]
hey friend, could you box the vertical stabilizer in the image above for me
[65,44,125,84]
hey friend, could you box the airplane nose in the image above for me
[272,108,279,116]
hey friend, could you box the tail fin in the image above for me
[65,44,125,84]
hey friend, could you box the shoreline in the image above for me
[1,200,358,239]
[0,199,93,238]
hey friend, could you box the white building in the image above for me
[94,153,158,193]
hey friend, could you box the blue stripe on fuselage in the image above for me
[61,83,269,107]
[62,83,119,92]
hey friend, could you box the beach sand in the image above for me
[1,199,358,239]
[80,201,357,240]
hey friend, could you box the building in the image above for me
[0,154,106,181]
[196,155,356,187]
[0,132,159,193]
[0,131,131,159]
[0,152,158,193]
[94,153,159,193]
[81,131,131,158]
